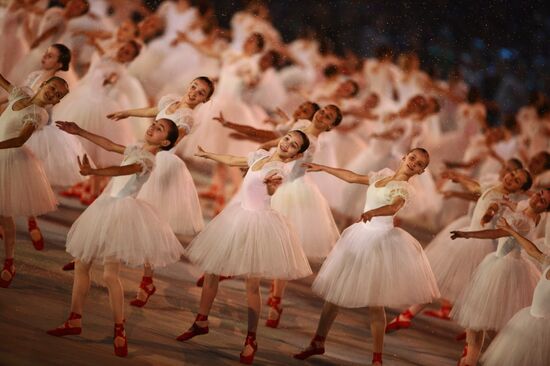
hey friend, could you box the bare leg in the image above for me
[316,302,340,339]
[69,260,92,325]
[369,306,386,365]
[268,279,287,320]
[134,264,154,301]
[464,329,484,366]
[242,277,261,357]
[196,273,220,327]
[103,261,125,348]
[0,216,15,282]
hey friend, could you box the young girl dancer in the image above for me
[47,119,184,357]
[294,148,439,365]
[0,73,69,288]
[106,76,214,307]
[450,190,549,365]
[480,217,550,366]
[177,131,312,364]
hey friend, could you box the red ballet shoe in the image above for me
[196,274,233,288]
[424,304,452,320]
[239,332,258,364]
[266,282,275,305]
[0,258,15,288]
[265,296,283,328]
[293,334,325,360]
[62,261,75,271]
[455,331,466,341]
[113,323,128,357]
[46,312,82,336]
[27,217,44,251]
[213,194,226,216]
[176,314,209,342]
[60,182,84,198]
[198,186,219,200]
[385,309,413,333]
[372,352,383,365]
[130,276,156,308]
[79,191,97,206]
[457,344,468,366]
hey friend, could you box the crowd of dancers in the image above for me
[0,1,549,365]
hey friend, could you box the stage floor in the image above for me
[0,191,464,366]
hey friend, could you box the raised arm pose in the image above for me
[480,217,550,366]
[177,130,312,364]
[0,73,69,288]
[47,119,184,358]
[294,148,439,366]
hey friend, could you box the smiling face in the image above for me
[145,119,173,148]
[502,169,530,192]
[41,46,61,71]
[37,78,69,105]
[401,149,429,176]
[529,189,550,213]
[185,78,212,106]
[277,131,305,159]
[312,106,338,131]
[293,102,317,120]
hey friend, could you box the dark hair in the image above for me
[344,80,359,97]
[51,43,71,71]
[262,50,283,70]
[518,169,533,191]
[289,130,310,154]
[536,102,550,118]
[250,32,265,52]
[304,101,321,119]
[126,40,142,58]
[410,147,430,162]
[45,76,69,91]
[323,64,339,78]
[326,104,343,126]
[193,76,215,100]
[158,118,179,151]
[533,151,550,170]
[507,158,523,170]
[429,97,441,113]
[68,0,90,16]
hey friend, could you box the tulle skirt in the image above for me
[480,308,550,366]
[66,194,184,268]
[425,220,495,302]
[51,83,134,167]
[137,152,204,236]
[26,124,87,186]
[0,146,57,216]
[270,175,339,260]
[186,202,312,279]
[312,217,440,308]
[451,251,540,331]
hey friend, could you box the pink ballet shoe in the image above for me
[47,312,82,336]
[293,334,325,360]
[385,309,413,333]
[130,276,156,308]
[265,296,283,328]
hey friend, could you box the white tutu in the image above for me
[137,152,204,236]
[270,175,339,260]
[0,147,57,216]
[66,194,184,268]
[480,307,550,366]
[312,217,440,308]
[451,251,540,331]
[26,124,87,186]
[186,202,312,280]
[425,221,496,302]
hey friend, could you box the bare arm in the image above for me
[30,26,59,49]
[450,228,510,240]
[0,74,14,94]
[303,162,370,184]
[173,32,221,58]
[56,121,125,154]
[360,197,405,222]
[77,154,143,177]
[440,170,481,194]
[107,106,159,120]
[498,218,546,264]
[0,123,35,149]
[214,112,277,141]
[441,190,481,201]
[259,137,281,151]
[194,146,248,167]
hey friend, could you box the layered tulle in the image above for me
[66,195,184,268]
[270,175,339,261]
[312,217,440,308]
[137,152,204,236]
[186,202,312,279]
[0,147,57,216]
[480,307,550,366]
[25,124,87,186]
[451,251,540,331]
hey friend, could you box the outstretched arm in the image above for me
[440,170,481,194]
[359,197,405,222]
[303,162,370,184]
[450,228,509,240]
[0,123,35,149]
[440,190,481,201]
[77,154,142,177]
[498,218,546,264]
[0,73,14,94]
[56,121,125,154]
[214,112,278,141]
[107,106,159,121]
[194,146,248,167]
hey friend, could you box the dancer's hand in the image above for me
[213,112,227,126]
[450,230,469,240]
[55,121,82,135]
[440,170,459,181]
[275,107,289,121]
[106,111,130,121]
[264,171,283,194]
[195,146,209,158]
[302,162,323,172]
[77,154,93,176]
[359,211,374,223]
[480,203,499,227]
